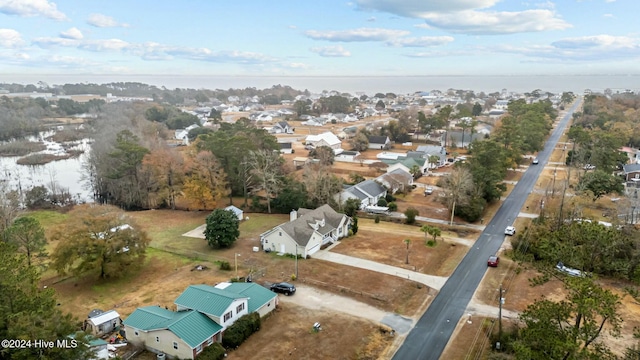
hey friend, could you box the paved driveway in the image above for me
[312,250,448,290]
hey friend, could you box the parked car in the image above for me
[424,186,433,196]
[504,226,516,236]
[532,158,539,165]
[583,164,596,170]
[270,282,296,295]
[487,256,500,267]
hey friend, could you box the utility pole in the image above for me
[234,253,241,281]
[295,245,299,279]
[404,239,411,264]
[498,284,504,349]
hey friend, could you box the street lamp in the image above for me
[234,253,241,280]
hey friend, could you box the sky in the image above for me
[0,0,638,80]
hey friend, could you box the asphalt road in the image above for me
[392,98,583,360]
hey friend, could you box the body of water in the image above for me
[2,74,639,96]
[0,134,93,203]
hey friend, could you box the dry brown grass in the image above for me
[332,227,468,277]
[45,208,429,325]
[226,305,394,360]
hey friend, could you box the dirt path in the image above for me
[465,299,519,320]
[278,284,415,334]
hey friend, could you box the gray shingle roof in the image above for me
[355,179,387,198]
[623,164,640,173]
[279,204,347,246]
[368,135,389,144]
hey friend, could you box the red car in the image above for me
[487,256,500,267]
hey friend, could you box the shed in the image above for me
[84,310,122,337]
[224,205,244,221]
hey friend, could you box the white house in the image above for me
[269,121,294,134]
[224,205,244,221]
[305,132,342,150]
[335,151,360,162]
[335,180,387,209]
[279,142,294,154]
[123,283,277,360]
[368,135,391,150]
[260,205,351,257]
[83,310,122,337]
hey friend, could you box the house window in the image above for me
[196,344,202,353]
[155,336,159,343]
[224,311,233,322]
[173,342,178,350]
[134,330,139,336]
[279,231,282,236]
[207,338,213,345]
[635,173,639,179]
[236,303,245,313]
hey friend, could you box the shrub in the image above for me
[387,202,398,211]
[426,240,436,247]
[404,207,419,224]
[385,194,396,202]
[377,198,388,207]
[374,215,380,223]
[222,313,261,349]
[198,342,226,360]
[219,261,231,271]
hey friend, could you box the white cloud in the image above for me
[33,36,80,47]
[87,13,129,28]
[305,27,409,41]
[355,0,498,15]
[386,36,454,47]
[60,27,83,40]
[310,45,351,57]
[551,35,637,49]
[79,39,131,52]
[603,13,614,18]
[422,9,571,34]
[0,28,24,48]
[284,62,311,69]
[604,0,616,2]
[354,0,570,35]
[413,23,432,29]
[0,0,67,20]
[496,35,640,61]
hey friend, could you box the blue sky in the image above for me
[0,0,638,78]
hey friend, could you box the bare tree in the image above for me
[439,167,474,225]
[246,149,284,213]
[302,164,343,207]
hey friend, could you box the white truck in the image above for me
[365,205,390,214]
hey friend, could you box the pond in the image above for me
[0,131,94,203]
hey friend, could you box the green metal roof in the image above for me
[382,157,426,168]
[167,311,222,348]
[123,306,176,330]
[223,283,278,313]
[174,285,246,317]
[123,306,222,349]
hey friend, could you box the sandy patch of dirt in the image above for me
[331,228,468,277]
[226,304,395,360]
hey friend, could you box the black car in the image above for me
[270,282,296,295]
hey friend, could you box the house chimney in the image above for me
[290,210,298,222]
